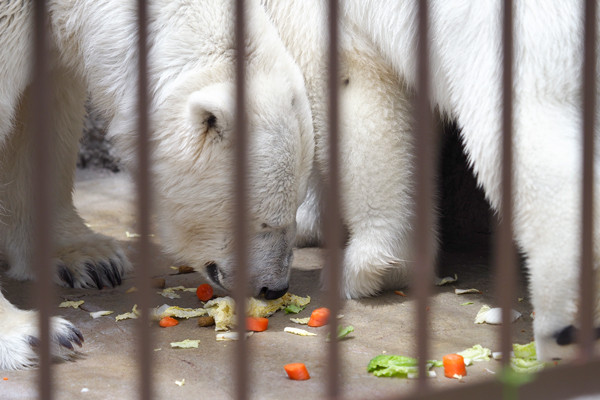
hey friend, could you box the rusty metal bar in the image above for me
[414,0,435,392]
[325,0,342,398]
[135,0,153,399]
[32,0,54,399]
[579,0,596,361]
[495,0,516,368]
[233,1,250,399]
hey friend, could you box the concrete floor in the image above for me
[0,169,536,399]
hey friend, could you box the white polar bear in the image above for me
[341,0,600,362]
[0,0,313,369]
[267,0,600,361]
[262,1,420,299]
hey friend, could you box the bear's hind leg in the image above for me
[0,63,131,289]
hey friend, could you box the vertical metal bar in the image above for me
[579,0,596,362]
[233,1,249,400]
[135,0,153,399]
[496,0,516,367]
[414,0,434,391]
[32,0,54,399]
[325,0,342,398]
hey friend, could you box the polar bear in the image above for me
[0,0,313,369]
[340,0,600,362]
[267,0,600,361]
[262,1,420,299]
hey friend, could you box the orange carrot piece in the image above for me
[196,283,214,301]
[246,317,269,332]
[284,363,310,380]
[307,307,330,327]
[159,316,179,328]
[443,354,466,378]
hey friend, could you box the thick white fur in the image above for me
[339,0,600,360]
[0,0,313,369]
[263,1,420,299]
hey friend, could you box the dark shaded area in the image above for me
[437,122,495,255]
[77,102,120,172]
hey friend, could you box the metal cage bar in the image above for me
[32,0,54,399]
[495,0,517,368]
[325,0,343,399]
[579,0,597,361]
[233,1,250,400]
[414,0,436,393]
[134,0,153,399]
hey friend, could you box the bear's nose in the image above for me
[261,286,289,300]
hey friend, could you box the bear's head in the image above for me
[147,65,314,299]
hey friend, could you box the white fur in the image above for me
[340,0,600,360]
[0,0,313,369]
[263,1,420,299]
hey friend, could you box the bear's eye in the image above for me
[342,78,350,86]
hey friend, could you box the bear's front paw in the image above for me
[53,233,132,289]
[0,310,83,370]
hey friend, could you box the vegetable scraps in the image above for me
[510,341,546,374]
[367,355,441,378]
[246,317,269,332]
[284,363,310,380]
[307,307,330,327]
[196,284,214,301]
[443,354,467,378]
[159,316,179,328]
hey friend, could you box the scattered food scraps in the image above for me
[196,283,214,301]
[284,327,317,336]
[151,278,166,289]
[159,316,179,327]
[367,355,440,378]
[290,317,310,325]
[435,274,458,286]
[115,305,140,321]
[455,288,482,295]
[474,305,521,324]
[89,310,114,319]
[125,287,138,294]
[246,317,269,332]
[307,308,330,327]
[216,332,253,341]
[59,300,84,309]
[197,316,215,327]
[172,266,195,274]
[170,339,201,349]
[284,304,306,314]
[460,302,474,306]
[284,363,310,380]
[158,286,196,299]
[510,341,547,373]
[204,293,311,331]
[175,379,185,386]
[456,344,492,365]
[153,304,208,320]
[443,354,467,379]
[336,325,354,340]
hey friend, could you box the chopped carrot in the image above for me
[246,317,269,332]
[196,283,214,301]
[284,363,310,380]
[2,377,7,381]
[159,316,179,328]
[307,307,330,327]
[443,353,466,378]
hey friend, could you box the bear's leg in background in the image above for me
[337,49,422,299]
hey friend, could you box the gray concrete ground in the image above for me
[0,169,536,399]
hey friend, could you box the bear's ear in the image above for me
[187,82,234,137]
